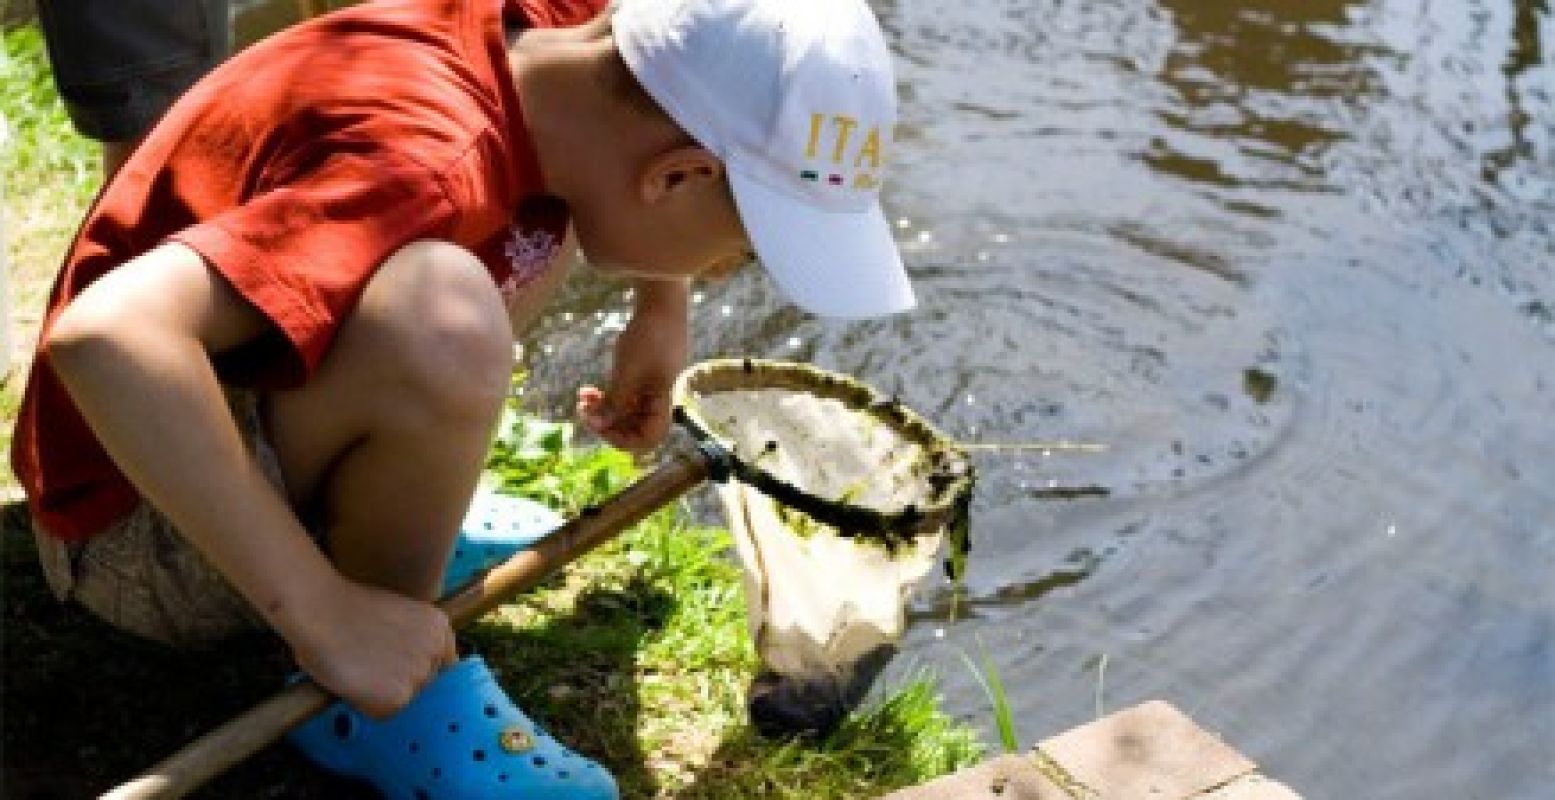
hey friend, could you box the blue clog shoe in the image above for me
[289,656,618,799]
[441,490,562,597]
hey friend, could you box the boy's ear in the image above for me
[639,145,724,204]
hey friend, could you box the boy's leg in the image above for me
[31,388,282,646]
[29,240,510,646]
[269,244,622,798]
[263,240,514,602]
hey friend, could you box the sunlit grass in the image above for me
[2,24,98,492]
[476,401,984,797]
[960,643,1021,754]
[1,24,97,196]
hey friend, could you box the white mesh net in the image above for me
[674,359,974,736]
[697,389,934,515]
[718,480,940,676]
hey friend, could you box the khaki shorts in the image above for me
[32,389,292,648]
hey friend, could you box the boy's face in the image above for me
[569,146,757,284]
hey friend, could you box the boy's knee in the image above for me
[374,241,513,420]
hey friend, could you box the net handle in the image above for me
[99,450,714,800]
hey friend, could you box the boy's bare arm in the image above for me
[515,231,691,452]
[577,277,690,452]
[45,242,454,717]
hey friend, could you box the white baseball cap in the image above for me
[614,0,915,319]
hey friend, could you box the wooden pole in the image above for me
[101,450,712,799]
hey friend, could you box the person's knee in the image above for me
[374,241,513,423]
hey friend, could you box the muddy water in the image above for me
[522,1,1555,796]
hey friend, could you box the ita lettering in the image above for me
[804,113,885,188]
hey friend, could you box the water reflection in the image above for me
[1147,0,1381,197]
[1485,0,1549,183]
[867,2,1552,798]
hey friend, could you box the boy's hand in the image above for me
[577,383,671,453]
[285,576,459,719]
[577,280,690,453]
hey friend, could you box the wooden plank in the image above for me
[881,754,1071,800]
[883,701,1300,800]
[1198,774,1304,799]
[1037,700,1259,799]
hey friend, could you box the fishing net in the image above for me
[672,359,975,737]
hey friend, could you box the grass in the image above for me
[1,26,97,194]
[2,24,98,488]
[959,643,1021,755]
[0,25,986,797]
[0,395,983,798]
[467,408,984,798]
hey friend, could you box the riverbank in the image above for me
[1,23,984,797]
[1,411,982,797]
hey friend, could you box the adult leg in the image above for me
[36,0,232,179]
[265,241,514,601]
[103,141,136,179]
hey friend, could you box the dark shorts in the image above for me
[35,0,231,142]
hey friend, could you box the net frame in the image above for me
[671,358,976,561]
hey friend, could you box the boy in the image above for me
[12,0,912,795]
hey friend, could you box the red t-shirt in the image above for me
[13,0,607,542]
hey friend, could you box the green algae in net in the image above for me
[673,358,975,557]
[672,358,977,738]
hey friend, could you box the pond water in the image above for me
[523,1,1555,796]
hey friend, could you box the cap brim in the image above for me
[729,170,916,319]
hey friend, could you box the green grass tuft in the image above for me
[3,24,100,491]
[471,393,986,797]
[960,643,1022,754]
[1,24,96,206]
